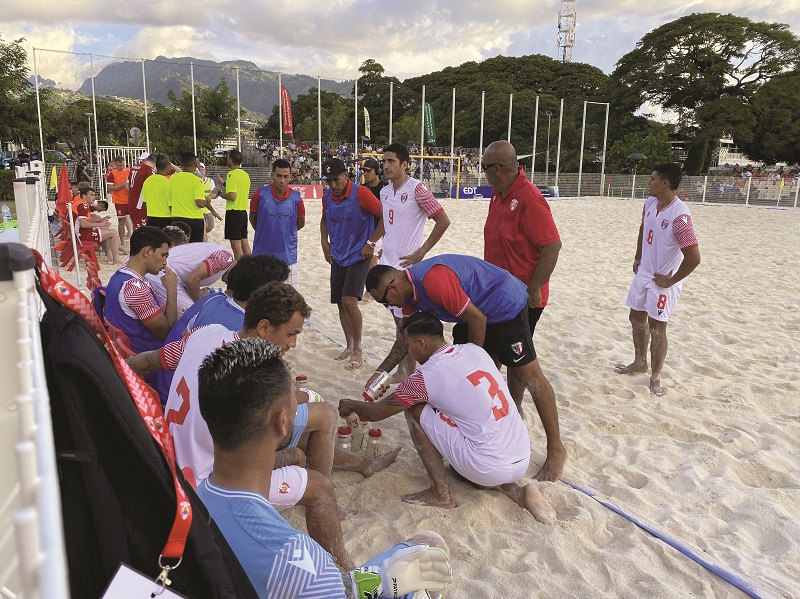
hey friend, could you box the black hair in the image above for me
[162,225,190,245]
[129,226,172,256]
[198,338,291,451]
[402,310,444,338]
[365,264,397,293]
[226,254,291,302]
[79,187,95,198]
[96,200,109,211]
[155,153,171,172]
[383,143,410,165]
[272,158,291,172]
[653,163,683,191]
[228,149,243,166]
[180,151,197,170]
[169,220,192,237]
[243,281,311,330]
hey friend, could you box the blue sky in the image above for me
[3,0,798,90]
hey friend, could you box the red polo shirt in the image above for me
[484,168,560,307]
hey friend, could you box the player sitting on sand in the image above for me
[339,310,557,524]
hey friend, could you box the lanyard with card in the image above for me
[36,254,194,591]
[101,564,188,599]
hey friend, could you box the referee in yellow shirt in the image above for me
[213,149,252,259]
[170,152,211,242]
[142,154,173,229]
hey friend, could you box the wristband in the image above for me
[351,567,382,599]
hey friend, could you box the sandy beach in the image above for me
[94,196,800,598]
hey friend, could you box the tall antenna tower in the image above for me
[557,0,577,62]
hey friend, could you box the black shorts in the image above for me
[528,307,544,335]
[452,308,537,367]
[224,210,248,240]
[147,216,172,230]
[330,258,371,303]
[173,217,205,243]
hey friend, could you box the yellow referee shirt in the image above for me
[170,171,206,219]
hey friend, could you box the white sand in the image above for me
[96,197,800,598]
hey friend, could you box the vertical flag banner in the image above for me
[364,107,371,140]
[281,86,295,139]
[424,102,437,145]
[49,166,58,190]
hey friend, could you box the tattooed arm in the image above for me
[127,349,166,377]
[363,339,409,392]
[339,393,408,422]
[273,447,306,469]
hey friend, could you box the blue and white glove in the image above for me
[350,544,451,599]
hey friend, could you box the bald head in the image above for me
[484,140,517,166]
[483,140,520,195]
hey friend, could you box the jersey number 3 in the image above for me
[466,370,509,421]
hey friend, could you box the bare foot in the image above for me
[534,444,567,482]
[521,484,557,524]
[118,246,128,255]
[345,348,363,370]
[361,447,401,478]
[401,486,457,509]
[614,361,648,374]
[334,348,353,361]
[650,377,666,397]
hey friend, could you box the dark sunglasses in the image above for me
[378,278,395,305]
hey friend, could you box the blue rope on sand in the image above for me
[560,480,767,599]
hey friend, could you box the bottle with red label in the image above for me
[366,428,382,456]
[337,426,352,451]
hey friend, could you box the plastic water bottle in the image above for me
[337,426,352,451]
[358,418,371,452]
[366,429,382,456]
[363,371,392,402]
[1,204,11,223]
[294,375,308,390]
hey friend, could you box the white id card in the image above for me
[101,563,188,599]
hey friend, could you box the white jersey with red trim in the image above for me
[379,177,443,268]
[393,343,530,461]
[163,325,238,486]
[147,242,233,312]
[639,196,698,283]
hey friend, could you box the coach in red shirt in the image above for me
[481,140,565,480]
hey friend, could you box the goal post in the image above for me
[361,152,463,199]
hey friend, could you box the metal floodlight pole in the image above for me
[545,111,552,184]
[85,114,93,165]
[531,96,539,182]
[600,103,609,195]
[278,73,283,158]
[318,76,322,176]
[389,81,393,144]
[141,59,150,152]
[507,93,513,141]
[90,53,100,183]
[420,85,426,175]
[554,98,564,190]
[236,67,242,150]
[478,91,485,186]
[190,63,197,156]
[33,47,45,164]
[355,79,358,162]
[450,87,456,190]
[578,100,587,196]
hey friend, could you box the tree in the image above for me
[612,13,800,173]
[257,88,353,143]
[149,79,237,158]
[0,36,42,149]
[606,126,676,174]
[737,71,800,164]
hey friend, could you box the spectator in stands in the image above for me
[75,187,125,265]
[250,158,305,288]
[213,149,252,260]
[105,155,132,243]
[75,158,93,185]
[104,226,178,354]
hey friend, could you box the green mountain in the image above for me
[78,56,354,115]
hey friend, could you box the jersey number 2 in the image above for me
[466,370,509,421]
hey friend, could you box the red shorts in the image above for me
[115,203,129,217]
[80,227,101,244]
[129,204,148,229]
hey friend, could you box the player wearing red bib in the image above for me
[340,311,556,523]
[615,163,701,396]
